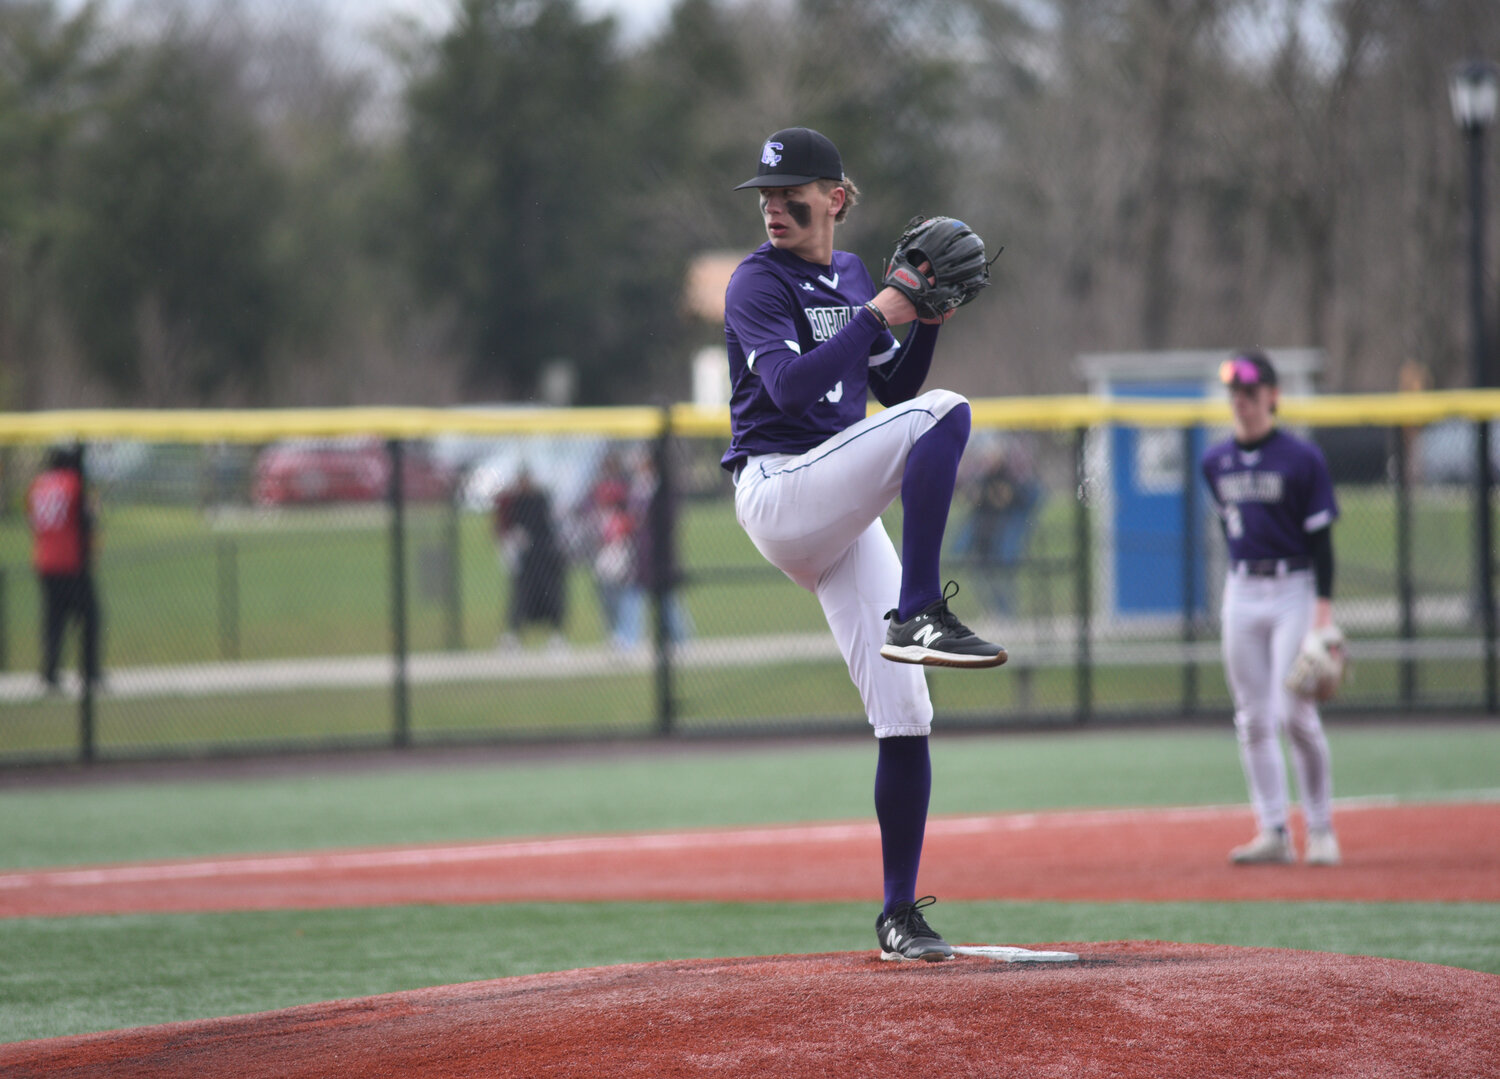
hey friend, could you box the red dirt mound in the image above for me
[3,943,1496,1079]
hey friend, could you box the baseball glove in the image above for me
[1285,624,1347,701]
[882,216,995,321]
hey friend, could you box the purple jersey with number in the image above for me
[722,243,898,469]
[1200,429,1339,561]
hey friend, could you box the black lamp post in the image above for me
[1450,59,1500,711]
[1451,60,1498,386]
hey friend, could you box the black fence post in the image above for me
[388,439,411,747]
[1073,427,1093,725]
[1478,419,1498,713]
[1180,424,1200,716]
[1470,417,1494,714]
[217,536,239,661]
[1393,426,1415,707]
[445,488,463,651]
[79,653,95,763]
[652,405,676,737]
[78,444,95,764]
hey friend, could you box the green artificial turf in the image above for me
[4,724,1499,869]
[0,723,1496,1043]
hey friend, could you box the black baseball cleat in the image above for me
[876,896,956,962]
[880,581,1007,669]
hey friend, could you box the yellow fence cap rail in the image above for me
[0,406,665,444]
[3,389,1500,445]
[967,388,1500,428]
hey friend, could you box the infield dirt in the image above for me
[1,800,1497,1077]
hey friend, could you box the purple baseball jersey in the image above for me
[721,243,898,469]
[1200,429,1339,561]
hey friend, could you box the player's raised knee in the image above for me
[914,388,969,419]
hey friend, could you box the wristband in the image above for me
[863,301,889,332]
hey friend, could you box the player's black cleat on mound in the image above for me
[880,581,1007,669]
[876,896,956,962]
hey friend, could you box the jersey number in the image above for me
[824,381,843,404]
[1225,504,1244,539]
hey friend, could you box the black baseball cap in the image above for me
[1219,350,1278,388]
[734,127,844,190]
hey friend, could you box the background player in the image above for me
[1201,351,1341,866]
[722,126,1003,961]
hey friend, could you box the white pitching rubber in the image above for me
[951,945,1080,963]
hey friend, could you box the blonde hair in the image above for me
[819,176,860,223]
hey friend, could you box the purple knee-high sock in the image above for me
[875,734,932,917]
[898,403,971,621]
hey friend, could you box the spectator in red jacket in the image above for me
[27,444,101,691]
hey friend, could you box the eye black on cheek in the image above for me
[786,201,812,228]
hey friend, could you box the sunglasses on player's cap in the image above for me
[734,127,844,190]
[1220,352,1278,388]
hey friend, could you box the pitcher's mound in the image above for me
[4,942,1497,1078]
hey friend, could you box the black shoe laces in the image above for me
[930,581,975,639]
[888,895,943,941]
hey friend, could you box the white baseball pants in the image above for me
[733,389,968,737]
[1220,570,1335,833]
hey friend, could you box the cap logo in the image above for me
[760,140,783,168]
[1220,357,1269,387]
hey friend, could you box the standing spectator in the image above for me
[951,442,1041,616]
[612,446,692,650]
[493,466,567,649]
[583,451,635,646]
[27,444,101,691]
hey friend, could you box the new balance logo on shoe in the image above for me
[876,896,955,962]
[913,624,942,648]
[880,581,1007,670]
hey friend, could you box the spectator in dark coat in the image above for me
[494,466,567,648]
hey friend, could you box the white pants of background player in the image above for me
[733,389,968,739]
[1220,569,1335,834]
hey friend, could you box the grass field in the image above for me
[2,480,1494,763]
[0,721,1496,1043]
[0,483,1479,668]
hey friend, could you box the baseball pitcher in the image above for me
[721,126,1002,960]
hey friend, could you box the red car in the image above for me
[252,439,456,505]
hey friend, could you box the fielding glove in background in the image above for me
[1285,624,1347,701]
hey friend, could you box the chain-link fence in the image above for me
[2,395,1498,763]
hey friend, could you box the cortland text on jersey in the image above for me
[804,305,856,342]
[1216,470,1285,504]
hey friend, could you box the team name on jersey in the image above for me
[1218,470,1284,503]
[803,305,853,343]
